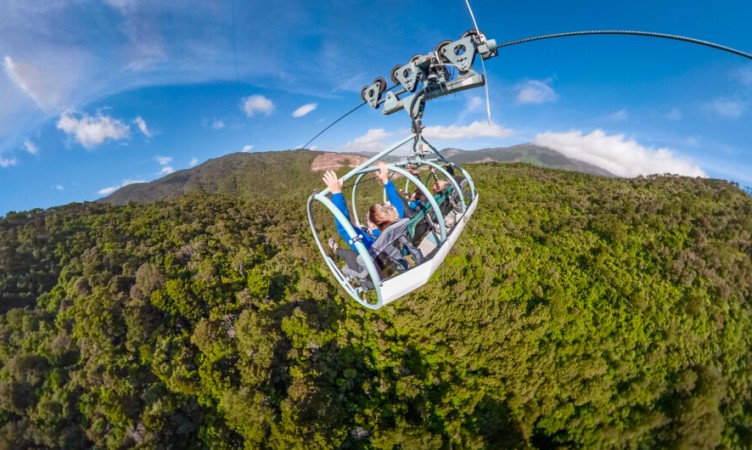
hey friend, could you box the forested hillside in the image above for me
[1,160,751,449]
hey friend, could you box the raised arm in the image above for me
[323,170,372,251]
[375,162,405,218]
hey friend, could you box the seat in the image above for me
[407,185,456,245]
[341,218,425,286]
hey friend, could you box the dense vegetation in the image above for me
[1,156,751,449]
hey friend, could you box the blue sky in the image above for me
[1,0,751,216]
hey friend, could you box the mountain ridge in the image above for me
[102,144,612,206]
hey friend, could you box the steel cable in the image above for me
[498,30,752,60]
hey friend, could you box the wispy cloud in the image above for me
[516,79,559,105]
[189,158,198,166]
[1,157,18,168]
[341,121,513,153]
[24,138,39,155]
[732,67,752,88]
[97,178,145,195]
[533,129,705,178]
[103,0,135,13]
[465,96,484,113]
[711,98,744,118]
[98,186,117,195]
[57,111,130,149]
[53,184,64,190]
[292,103,317,118]
[242,95,274,117]
[665,108,682,121]
[212,119,225,129]
[133,116,152,137]
[423,121,513,140]
[342,128,395,153]
[458,95,485,122]
[242,145,253,152]
[3,55,72,113]
[155,155,173,175]
[608,108,629,122]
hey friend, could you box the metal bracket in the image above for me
[438,36,477,72]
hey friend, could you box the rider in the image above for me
[323,162,406,273]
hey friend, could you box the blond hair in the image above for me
[368,203,399,231]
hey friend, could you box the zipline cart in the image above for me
[307,31,498,309]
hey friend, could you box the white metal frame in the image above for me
[307,133,479,309]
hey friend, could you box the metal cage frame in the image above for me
[307,133,478,309]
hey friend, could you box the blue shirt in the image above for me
[331,180,404,252]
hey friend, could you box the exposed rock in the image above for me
[310,153,368,172]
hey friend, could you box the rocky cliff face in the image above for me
[310,153,367,172]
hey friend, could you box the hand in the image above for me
[322,171,343,194]
[375,161,390,185]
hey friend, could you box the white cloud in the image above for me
[458,95,485,122]
[242,95,274,117]
[516,79,559,105]
[1,157,18,168]
[465,96,484,113]
[57,111,130,149]
[342,121,513,153]
[212,119,225,129]
[343,128,396,153]
[53,184,64,190]
[189,158,198,166]
[533,129,706,178]
[292,103,317,118]
[98,178,145,196]
[4,55,67,113]
[133,116,152,137]
[24,139,39,155]
[242,145,253,152]
[711,99,744,118]
[608,109,629,121]
[98,186,117,195]
[423,121,513,140]
[155,156,173,175]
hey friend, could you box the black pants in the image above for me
[336,247,361,272]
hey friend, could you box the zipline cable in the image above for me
[303,30,752,150]
[301,101,368,150]
[498,30,752,60]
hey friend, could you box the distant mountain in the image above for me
[348,144,613,176]
[102,150,323,206]
[443,144,614,177]
[102,144,611,206]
